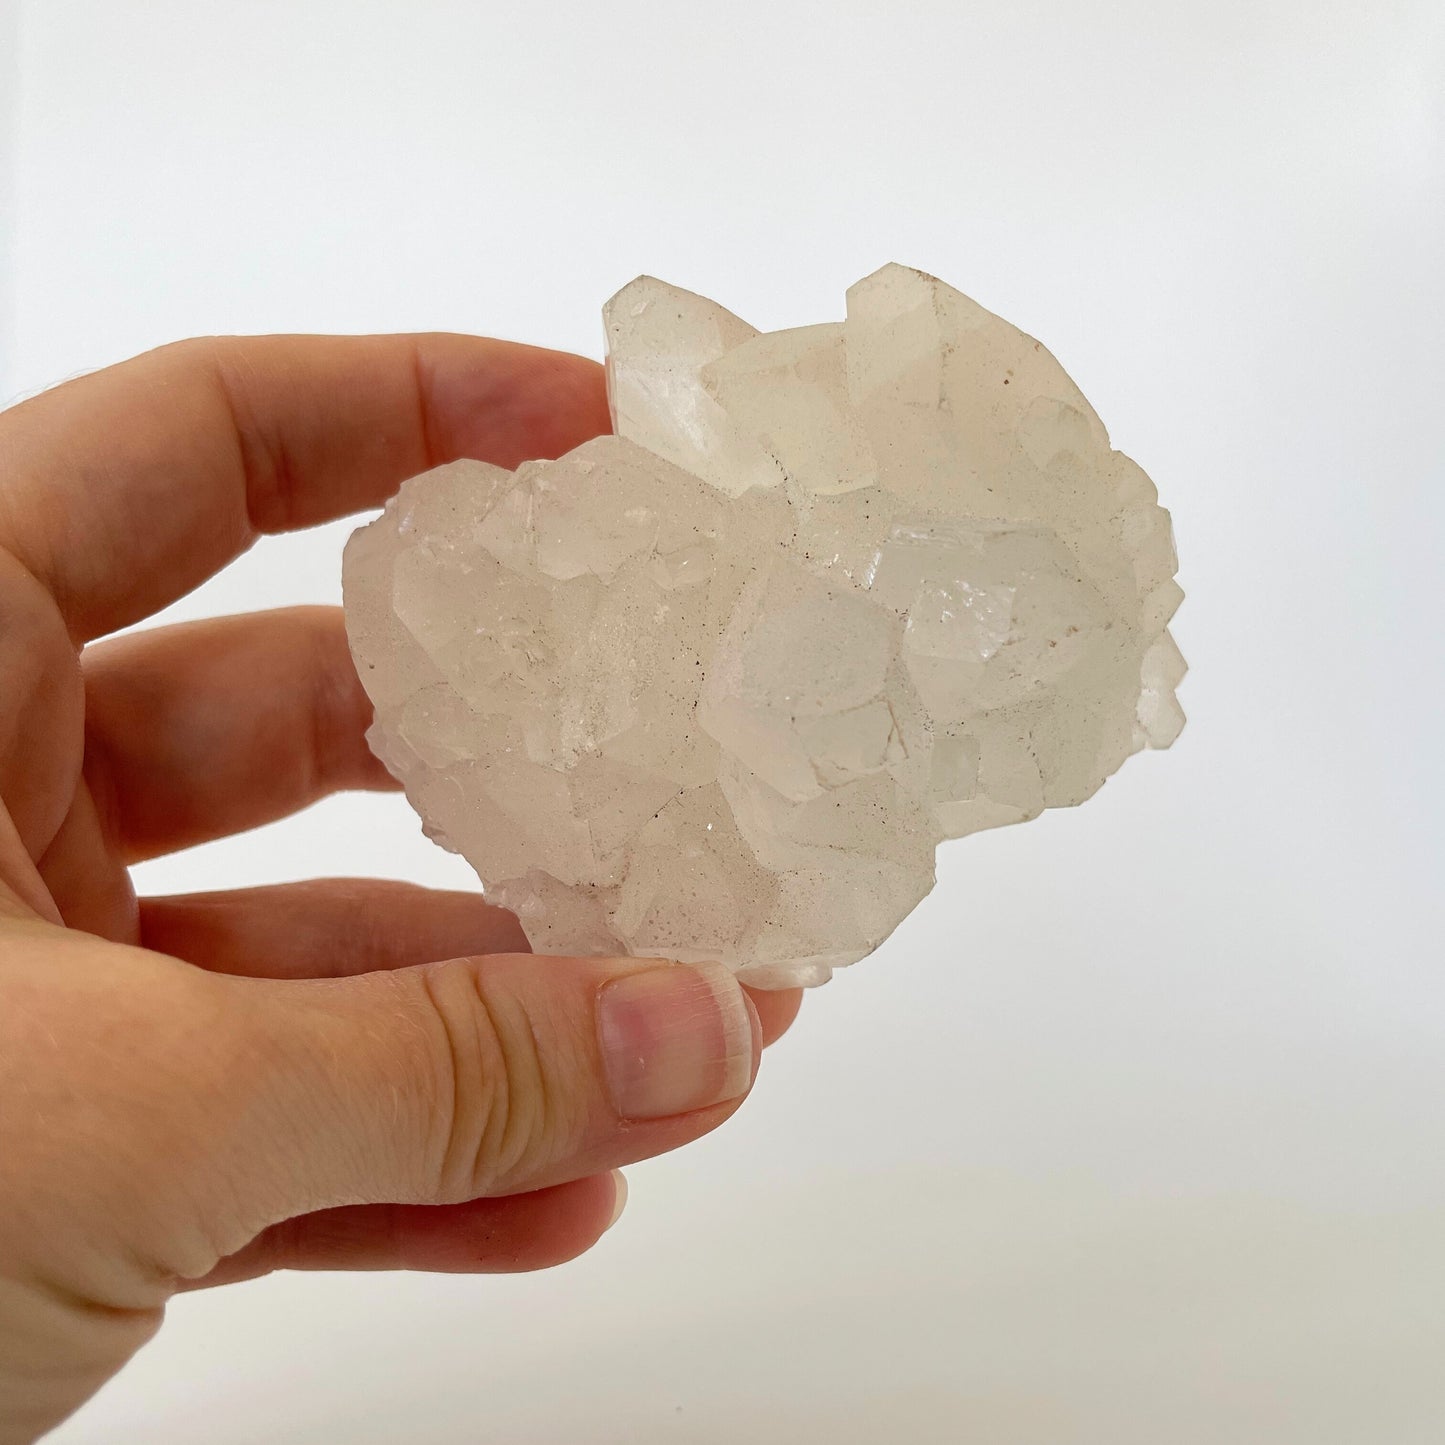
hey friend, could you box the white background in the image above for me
[3,1,1443,1440]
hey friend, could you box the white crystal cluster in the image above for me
[344,266,1184,987]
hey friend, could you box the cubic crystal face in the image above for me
[344,266,1185,987]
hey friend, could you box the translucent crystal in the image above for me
[344,266,1185,987]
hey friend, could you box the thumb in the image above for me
[195,951,760,1249]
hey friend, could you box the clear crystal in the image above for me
[344,266,1185,987]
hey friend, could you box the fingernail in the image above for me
[606,1170,629,1231]
[597,962,756,1119]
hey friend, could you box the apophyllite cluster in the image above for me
[344,266,1184,986]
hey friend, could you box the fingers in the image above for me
[140,878,530,977]
[141,876,803,1040]
[749,984,804,1049]
[83,606,394,861]
[188,952,762,1254]
[177,1173,625,1291]
[0,333,610,642]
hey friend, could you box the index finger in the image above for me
[0,333,609,641]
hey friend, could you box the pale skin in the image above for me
[0,336,803,1444]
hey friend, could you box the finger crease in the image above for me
[411,341,439,473]
[416,966,470,1200]
[209,346,296,538]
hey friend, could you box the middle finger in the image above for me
[83,605,393,862]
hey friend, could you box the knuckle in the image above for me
[172,336,296,535]
[416,960,583,1198]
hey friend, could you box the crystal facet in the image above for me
[344,266,1184,987]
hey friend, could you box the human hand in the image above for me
[0,335,802,1443]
